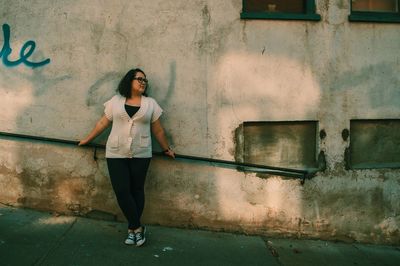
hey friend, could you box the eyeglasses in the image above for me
[133,77,148,84]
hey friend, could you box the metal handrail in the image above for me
[0,131,316,182]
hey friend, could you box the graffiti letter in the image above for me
[0,23,51,68]
[20,40,50,68]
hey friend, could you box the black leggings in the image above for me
[106,157,151,230]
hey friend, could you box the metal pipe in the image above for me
[0,131,312,180]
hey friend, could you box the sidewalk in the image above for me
[0,204,399,266]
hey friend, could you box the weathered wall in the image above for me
[0,0,399,244]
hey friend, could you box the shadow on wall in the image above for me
[205,47,400,241]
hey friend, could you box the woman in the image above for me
[79,68,175,246]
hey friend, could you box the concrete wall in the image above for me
[0,0,399,244]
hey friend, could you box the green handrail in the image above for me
[0,131,316,182]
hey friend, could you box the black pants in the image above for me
[106,157,151,230]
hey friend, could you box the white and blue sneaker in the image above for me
[135,226,146,246]
[124,232,135,245]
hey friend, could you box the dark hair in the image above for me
[117,68,148,98]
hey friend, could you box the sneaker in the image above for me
[135,226,146,246]
[124,232,135,245]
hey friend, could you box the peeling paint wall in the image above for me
[0,0,399,244]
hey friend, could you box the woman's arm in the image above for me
[151,119,175,158]
[78,115,111,146]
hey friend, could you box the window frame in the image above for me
[349,0,400,23]
[240,0,321,21]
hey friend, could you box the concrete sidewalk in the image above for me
[0,204,399,266]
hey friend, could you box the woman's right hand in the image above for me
[78,115,111,147]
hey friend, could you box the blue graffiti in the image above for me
[0,23,50,68]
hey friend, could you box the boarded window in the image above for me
[350,119,400,169]
[241,0,320,21]
[244,0,305,13]
[243,121,317,169]
[352,0,399,13]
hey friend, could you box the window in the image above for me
[242,121,318,169]
[349,119,400,169]
[352,0,398,12]
[241,0,321,21]
[349,0,400,23]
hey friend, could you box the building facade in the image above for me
[0,0,399,244]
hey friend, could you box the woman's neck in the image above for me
[129,93,142,99]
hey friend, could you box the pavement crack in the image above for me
[33,217,78,266]
[262,237,283,266]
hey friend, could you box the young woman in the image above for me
[79,68,175,246]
